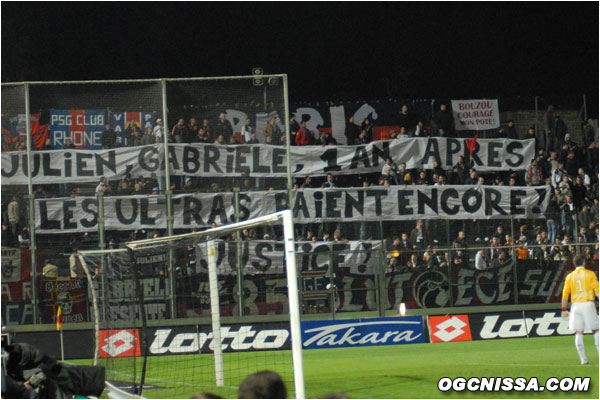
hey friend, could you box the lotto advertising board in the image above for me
[100,323,292,358]
[427,309,590,343]
[14,329,94,360]
[428,315,473,343]
[11,322,293,360]
[469,310,582,340]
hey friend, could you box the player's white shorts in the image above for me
[569,301,599,331]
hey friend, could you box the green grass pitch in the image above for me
[74,335,598,399]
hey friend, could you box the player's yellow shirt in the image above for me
[562,267,599,302]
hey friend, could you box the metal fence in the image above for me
[1,79,597,326]
[1,76,292,325]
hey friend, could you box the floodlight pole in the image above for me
[233,188,245,317]
[283,75,294,209]
[24,83,39,324]
[161,79,177,319]
[97,192,107,322]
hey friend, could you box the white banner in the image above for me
[1,144,163,185]
[34,186,550,233]
[196,240,382,275]
[451,99,501,131]
[1,247,21,283]
[2,138,535,185]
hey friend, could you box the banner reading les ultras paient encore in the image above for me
[33,186,551,233]
[451,99,500,131]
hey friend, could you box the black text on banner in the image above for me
[3,138,535,185]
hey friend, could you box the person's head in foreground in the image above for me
[238,370,287,399]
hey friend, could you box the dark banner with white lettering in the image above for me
[2,301,34,326]
[292,100,433,144]
[468,309,596,340]
[50,110,106,149]
[301,317,425,349]
[2,138,535,185]
[0,258,583,326]
[147,322,292,355]
[1,247,39,326]
[384,259,572,311]
[39,279,89,325]
[179,251,575,315]
[11,322,292,360]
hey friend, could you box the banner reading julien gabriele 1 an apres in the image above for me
[3,138,535,185]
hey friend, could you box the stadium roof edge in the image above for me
[0,74,287,86]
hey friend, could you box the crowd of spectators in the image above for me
[2,104,598,273]
[384,219,599,273]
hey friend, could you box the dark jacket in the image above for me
[171,123,188,143]
[215,119,234,142]
[4,343,105,398]
[398,112,415,132]
[101,129,117,149]
[409,227,430,248]
[432,109,453,131]
[344,122,360,145]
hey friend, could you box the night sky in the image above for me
[2,2,598,104]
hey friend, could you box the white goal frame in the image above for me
[126,209,306,399]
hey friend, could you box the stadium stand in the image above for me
[1,84,598,327]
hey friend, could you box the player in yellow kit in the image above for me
[561,255,599,364]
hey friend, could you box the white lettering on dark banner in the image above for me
[302,321,422,347]
[149,326,290,355]
[478,312,573,339]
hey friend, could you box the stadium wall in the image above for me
[11,306,597,360]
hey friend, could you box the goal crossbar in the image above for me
[121,209,305,399]
[125,211,285,250]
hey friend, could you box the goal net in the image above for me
[79,210,304,399]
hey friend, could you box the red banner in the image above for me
[39,278,88,324]
[99,329,141,358]
[429,315,473,343]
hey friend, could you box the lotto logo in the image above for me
[429,315,472,343]
[99,329,141,358]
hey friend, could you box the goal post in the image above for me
[82,209,305,399]
[207,240,225,387]
[281,209,306,400]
